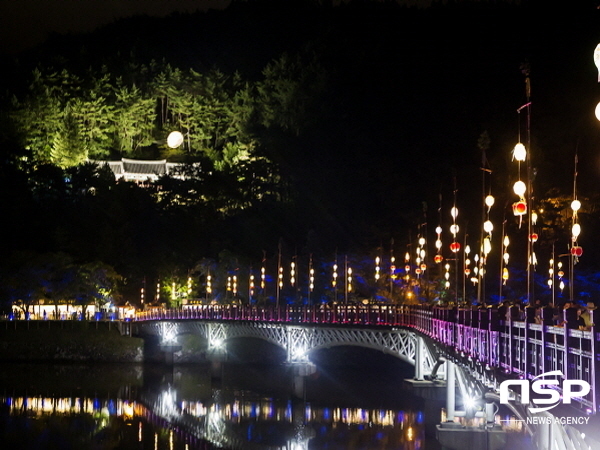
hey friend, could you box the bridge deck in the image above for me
[136,304,599,414]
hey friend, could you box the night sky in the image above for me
[0,0,230,54]
[3,0,600,276]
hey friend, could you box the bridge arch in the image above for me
[134,320,441,378]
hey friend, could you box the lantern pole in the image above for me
[550,243,556,307]
[569,153,580,303]
[499,218,507,303]
[522,63,534,306]
[463,233,468,304]
[451,177,460,304]
[276,241,282,308]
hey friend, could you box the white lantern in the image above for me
[485,195,495,208]
[436,226,442,234]
[483,237,491,255]
[167,131,184,148]
[571,199,581,212]
[513,143,527,162]
[513,180,526,197]
[572,223,581,238]
[450,224,459,235]
[483,220,493,233]
[451,207,459,219]
[595,102,600,122]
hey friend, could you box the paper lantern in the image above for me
[434,254,443,264]
[571,246,583,257]
[450,242,461,253]
[513,180,526,197]
[529,233,538,242]
[512,201,527,216]
[513,143,527,162]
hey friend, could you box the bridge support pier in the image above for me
[290,362,316,399]
[159,344,182,365]
[207,348,228,381]
[436,361,506,449]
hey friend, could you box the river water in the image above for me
[0,348,531,449]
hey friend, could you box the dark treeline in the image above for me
[2,0,600,307]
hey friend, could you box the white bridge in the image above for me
[131,304,599,450]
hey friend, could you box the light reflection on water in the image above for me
[0,360,438,449]
[1,394,428,449]
[0,361,534,449]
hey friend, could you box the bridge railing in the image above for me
[136,303,599,413]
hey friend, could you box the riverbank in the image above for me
[0,320,143,362]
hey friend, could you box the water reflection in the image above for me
[0,361,437,449]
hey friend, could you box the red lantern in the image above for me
[450,242,461,253]
[434,254,443,264]
[571,246,583,257]
[420,263,427,271]
[405,264,411,272]
[512,200,527,216]
[464,268,471,275]
[415,268,422,275]
[529,233,538,242]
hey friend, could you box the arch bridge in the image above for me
[132,304,599,449]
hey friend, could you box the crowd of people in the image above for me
[496,299,595,330]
